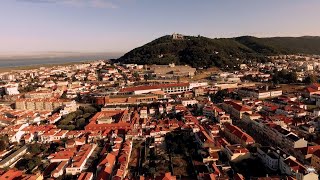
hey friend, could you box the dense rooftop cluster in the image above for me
[0,58,320,180]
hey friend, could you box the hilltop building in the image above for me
[172,33,184,40]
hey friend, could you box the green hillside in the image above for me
[117,35,320,69]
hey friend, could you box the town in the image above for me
[1,55,320,180]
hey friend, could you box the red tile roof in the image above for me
[225,101,251,112]
[283,158,306,173]
[312,150,320,158]
[224,123,255,144]
[78,172,93,180]
[0,170,23,180]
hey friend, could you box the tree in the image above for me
[75,93,82,102]
[27,143,41,154]
[286,71,298,83]
[76,118,86,129]
[48,142,59,153]
[272,70,297,84]
[60,91,68,99]
[66,125,76,130]
[144,73,150,81]
[0,140,8,151]
[0,87,5,98]
[133,72,140,78]
[83,113,91,119]
[74,110,84,116]
[27,160,36,171]
[15,158,28,170]
[149,167,156,175]
[58,125,76,130]
[80,106,97,114]
[122,73,128,82]
[304,74,318,84]
[177,76,181,83]
[144,73,155,81]
[212,89,229,103]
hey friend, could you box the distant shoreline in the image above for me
[0,53,122,73]
[0,60,92,73]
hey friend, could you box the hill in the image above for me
[117,35,320,69]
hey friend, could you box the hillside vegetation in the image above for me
[117,35,320,69]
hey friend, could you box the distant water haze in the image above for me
[0,52,123,68]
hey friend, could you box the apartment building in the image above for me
[238,87,282,99]
[119,83,191,95]
[222,100,252,119]
[257,146,294,171]
[223,123,255,146]
[16,98,71,111]
[223,144,250,162]
[243,118,307,154]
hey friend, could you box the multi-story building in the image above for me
[15,98,71,111]
[223,144,250,162]
[4,84,20,95]
[223,123,255,146]
[258,146,294,171]
[119,83,191,95]
[238,87,282,99]
[222,100,252,119]
[242,118,307,155]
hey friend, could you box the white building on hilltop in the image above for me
[172,33,184,40]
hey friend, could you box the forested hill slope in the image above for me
[117,35,320,69]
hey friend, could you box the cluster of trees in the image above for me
[0,87,5,98]
[27,143,48,154]
[57,106,97,130]
[50,73,67,78]
[15,155,41,172]
[117,35,320,69]
[15,143,48,173]
[211,89,241,103]
[19,84,40,93]
[304,74,318,84]
[187,104,203,116]
[271,70,298,84]
[143,73,155,81]
[165,131,196,155]
[165,131,197,177]
[236,36,320,55]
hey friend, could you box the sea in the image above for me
[0,54,120,68]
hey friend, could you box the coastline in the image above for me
[0,60,93,73]
[0,52,122,73]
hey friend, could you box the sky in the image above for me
[0,0,320,55]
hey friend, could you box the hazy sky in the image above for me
[1,0,319,54]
